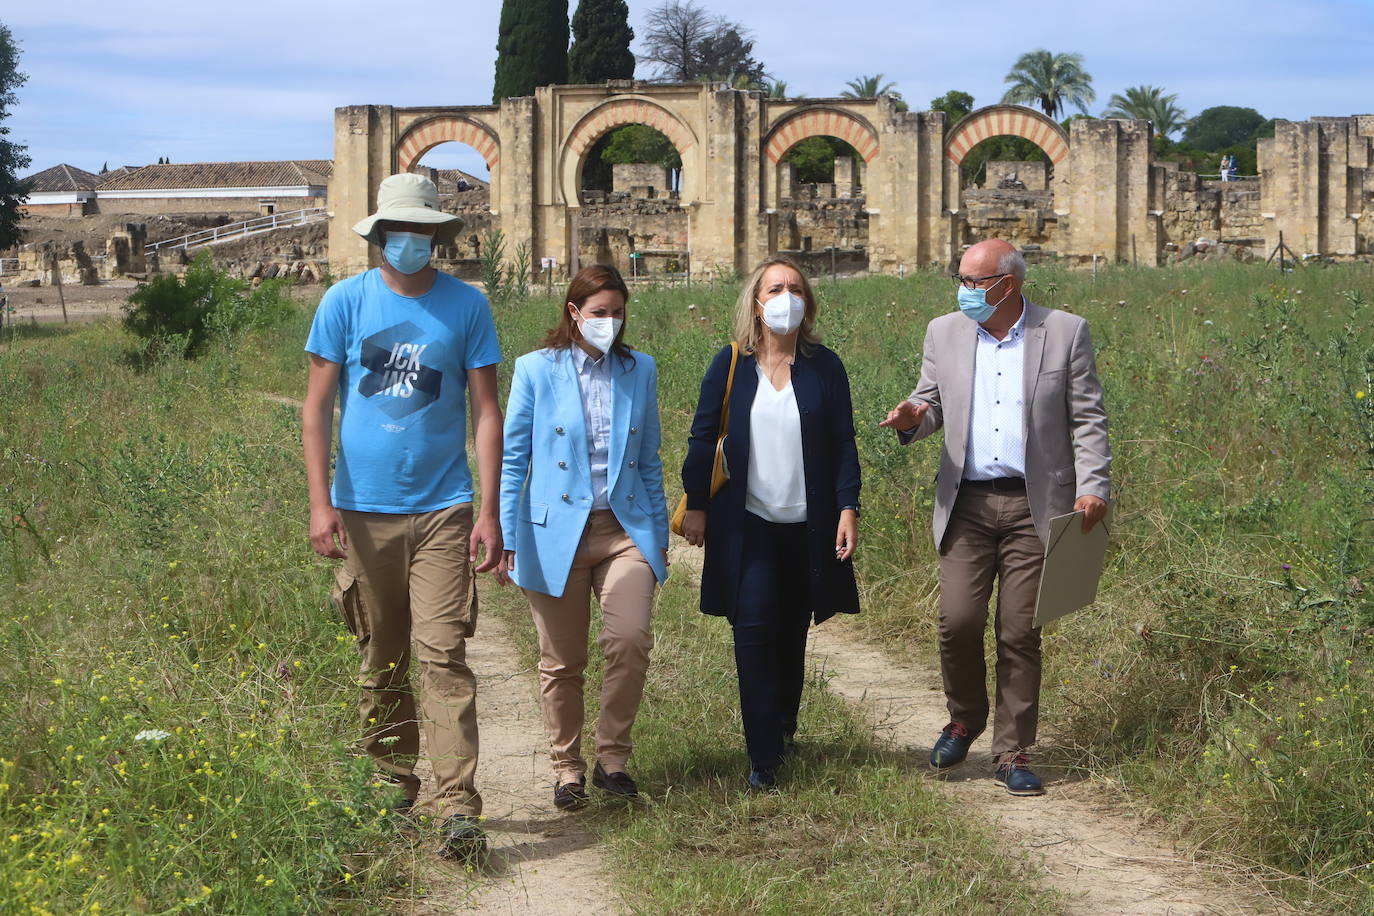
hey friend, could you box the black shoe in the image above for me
[392,796,417,816]
[929,721,982,770]
[439,814,488,862]
[747,768,777,790]
[592,762,639,798]
[553,779,589,811]
[993,754,1045,797]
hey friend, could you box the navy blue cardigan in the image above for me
[682,343,861,623]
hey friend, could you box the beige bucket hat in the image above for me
[351,172,464,247]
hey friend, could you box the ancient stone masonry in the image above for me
[328,83,1374,279]
[9,224,150,287]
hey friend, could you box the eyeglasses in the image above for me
[951,272,1009,290]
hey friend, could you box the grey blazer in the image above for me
[901,299,1111,548]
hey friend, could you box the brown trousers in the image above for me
[937,486,1045,759]
[524,511,657,784]
[333,503,480,818]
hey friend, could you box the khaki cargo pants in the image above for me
[332,503,481,817]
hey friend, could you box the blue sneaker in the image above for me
[993,754,1045,796]
[929,721,981,770]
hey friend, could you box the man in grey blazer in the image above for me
[881,238,1110,796]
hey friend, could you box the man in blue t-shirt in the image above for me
[303,173,503,862]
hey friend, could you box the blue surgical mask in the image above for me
[956,275,1008,324]
[383,231,432,274]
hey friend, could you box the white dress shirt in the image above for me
[746,362,807,523]
[963,302,1027,480]
[571,345,612,509]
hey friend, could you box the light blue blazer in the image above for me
[500,346,670,598]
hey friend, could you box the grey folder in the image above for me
[1033,510,1110,628]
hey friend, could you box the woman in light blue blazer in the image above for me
[499,264,669,811]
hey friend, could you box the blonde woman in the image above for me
[680,257,860,789]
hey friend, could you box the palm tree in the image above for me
[841,73,902,103]
[765,79,788,99]
[1001,49,1094,119]
[1102,85,1187,137]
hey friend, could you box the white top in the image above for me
[570,346,612,510]
[745,362,807,523]
[964,301,1027,480]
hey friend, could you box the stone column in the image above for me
[1064,118,1157,265]
[328,105,397,278]
[834,156,854,198]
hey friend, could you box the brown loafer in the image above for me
[553,779,588,810]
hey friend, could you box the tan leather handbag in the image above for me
[670,341,739,536]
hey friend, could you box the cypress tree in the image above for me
[493,0,569,103]
[568,0,635,84]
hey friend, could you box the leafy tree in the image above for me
[1181,105,1268,151]
[695,26,764,85]
[639,1,762,84]
[581,125,681,191]
[782,136,859,185]
[0,23,29,252]
[601,124,681,169]
[930,89,975,124]
[1102,85,1186,137]
[1001,49,1094,118]
[568,0,635,83]
[493,0,569,102]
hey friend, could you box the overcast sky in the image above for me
[8,0,1374,181]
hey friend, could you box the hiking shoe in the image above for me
[993,754,1045,797]
[592,762,639,798]
[553,779,589,811]
[929,721,982,770]
[438,814,488,862]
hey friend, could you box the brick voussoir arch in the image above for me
[764,107,881,164]
[396,116,500,173]
[944,104,1069,166]
[565,97,698,158]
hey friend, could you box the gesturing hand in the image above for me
[878,399,929,433]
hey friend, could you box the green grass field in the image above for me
[1,259,1371,912]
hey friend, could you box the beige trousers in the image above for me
[333,503,481,817]
[937,486,1045,760]
[524,511,657,784]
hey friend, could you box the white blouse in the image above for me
[745,362,807,523]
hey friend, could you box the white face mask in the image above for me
[575,312,623,354]
[759,291,805,335]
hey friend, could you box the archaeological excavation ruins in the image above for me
[9,81,1373,289]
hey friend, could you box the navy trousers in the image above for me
[732,511,812,771]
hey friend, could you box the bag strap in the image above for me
[718,341,739,436]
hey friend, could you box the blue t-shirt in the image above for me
[305,269,501,513]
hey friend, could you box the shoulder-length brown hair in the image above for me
[731,256,823,356]
[541,264,634,363]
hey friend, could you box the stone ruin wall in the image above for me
[9,224,149,286]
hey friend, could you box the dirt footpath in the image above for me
[808,619,1295,915]
[403,610,619,915]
